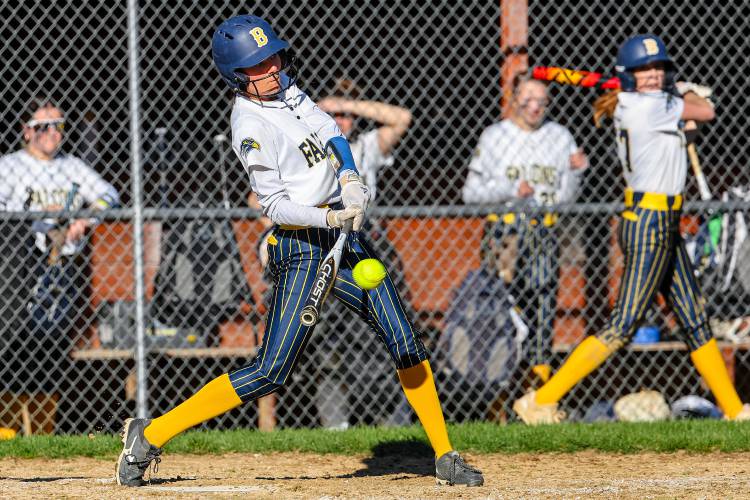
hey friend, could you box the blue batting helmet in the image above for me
[212,15,292,93]
[615,34,676,92]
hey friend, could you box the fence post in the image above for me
[127,0,148,419]
[500,0,528,116]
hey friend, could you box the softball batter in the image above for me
[116,14,482,487]
[514,34,750,424]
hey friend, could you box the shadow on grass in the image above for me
[255,439,434,481]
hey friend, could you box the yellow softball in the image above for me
[352,258,387,290]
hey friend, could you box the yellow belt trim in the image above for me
[624,188,683,211]
[500,212,557,227]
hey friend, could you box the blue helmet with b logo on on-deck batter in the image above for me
[615,34,676,92]
[211,15,296,95]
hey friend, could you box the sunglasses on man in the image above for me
[26,118,65,133]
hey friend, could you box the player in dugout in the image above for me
[463,75,588,388]
[513,34,750,424]
[115,14,483,487]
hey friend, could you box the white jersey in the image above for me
[462,119,582,206]
[350,128,394,202]
[614,91,686,195]
[0,149,119,255]
[231,83,345,228]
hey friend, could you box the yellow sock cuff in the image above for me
[536,336,612,405]
[144,373,242,448]
[691,338,743,419]
[398,360,452,457]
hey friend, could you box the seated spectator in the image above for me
[0,97,119,430]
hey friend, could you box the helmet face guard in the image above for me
[615,34,677,92]
[234,50,298,100]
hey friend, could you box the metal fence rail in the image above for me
[1,0,750,434]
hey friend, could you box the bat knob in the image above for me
[300,306,318,327]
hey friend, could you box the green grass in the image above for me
[3,420,750,459]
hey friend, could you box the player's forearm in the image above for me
[681,93,715,123]
[345,100,412,129]
[462,175,515,204]
[265,197,329,228]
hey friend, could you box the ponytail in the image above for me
[592,90,620,128]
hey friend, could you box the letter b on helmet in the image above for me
[211,15,290,91]
[249,27,268,47]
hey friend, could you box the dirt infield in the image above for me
[2,451,750,498]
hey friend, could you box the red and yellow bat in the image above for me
[532,66,621,89]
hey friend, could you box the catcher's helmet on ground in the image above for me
[615,34,676,92]
[212,15,295,94]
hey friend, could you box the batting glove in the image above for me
[675,81,713,99]
[326,206,362,229]
[340,173,370,231]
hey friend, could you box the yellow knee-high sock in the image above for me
[397,360,452,458]
[144,374,242,448]
[691,338,743,419]
[536,336,613,405]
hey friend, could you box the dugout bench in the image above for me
[46,215,746,432]
[84,218,589,354]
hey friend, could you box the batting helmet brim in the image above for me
[229,38,289,75]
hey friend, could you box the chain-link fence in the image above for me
[2,0,750,434]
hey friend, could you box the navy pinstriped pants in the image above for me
[599,196,712,350]
[229,226,428,402]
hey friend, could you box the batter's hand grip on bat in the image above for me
[298,223,350,327]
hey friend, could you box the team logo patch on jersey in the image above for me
[240,138,261,160]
